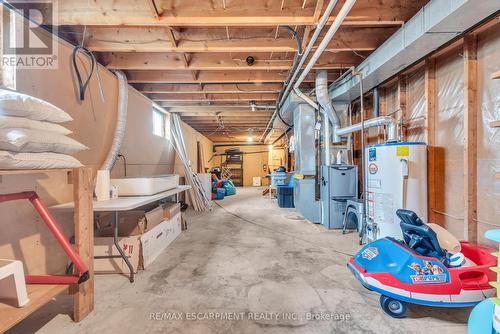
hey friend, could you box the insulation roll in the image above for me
[101,70,128,171]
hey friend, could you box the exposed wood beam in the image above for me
[52,0,417,27]
[126,70,333,84]
[161,103,274,108]
[102,51,363,71]
[81,27,394,53]
[302,0,324,49]
[134,83,283,94]
[185,122,269,126]
[174,112,272,117]
[463,34,478,243]
[425,57,437,226]
[398,76,407,139]
[149,93,277,102]
[181,116,271,120]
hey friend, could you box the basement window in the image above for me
[152,107,171,140]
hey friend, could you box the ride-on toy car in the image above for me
[348,209,497,318]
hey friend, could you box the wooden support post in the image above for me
[378,87,387,143]
[425,57,437,225]
[72,167,94,321]
[398,76,407,140]
[463,34,478,243]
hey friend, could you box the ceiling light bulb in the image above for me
[247,136,253,142]
[250,101,256,112]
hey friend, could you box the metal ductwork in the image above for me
[316,70,340,144]
[336,116,398,142]
[329,0,500,101]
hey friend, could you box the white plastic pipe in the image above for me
[293,0,357,108]
[278,0,339,108]
[101,70,128,170]
[260,0,339,142]
[336,116,398,142]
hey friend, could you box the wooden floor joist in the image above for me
[52,0,423,27]
[147,93,278,102]
[134,83,283,94]
[80,26,394,53]
[125,70,328,84]
[102,51,363,71]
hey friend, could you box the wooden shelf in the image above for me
[490,120,500,128]
[0,167,94,329]
[491,70,500,80]
[0,284,68,333]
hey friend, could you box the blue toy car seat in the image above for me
[396,209,448,264]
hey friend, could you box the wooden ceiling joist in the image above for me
[180,115,271,120]
[133,83,283,94]
[102,51,364,71]
[79,26,394,53]
[172,112,273,117]
[126,70,336,83]
[149,93,278,102]
[51,0,417,27]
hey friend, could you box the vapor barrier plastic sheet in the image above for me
[476,28,500,245]
[406,70,426,142]
[435,48,465,238]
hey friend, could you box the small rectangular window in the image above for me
[152,108,165,137]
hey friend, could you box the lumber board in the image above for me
[0,285,68,333]
[463,34,478,243]
[72,167,94,322]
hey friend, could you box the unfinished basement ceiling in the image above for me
[51,0,429,142]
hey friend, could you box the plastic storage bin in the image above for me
[271,172,287,186]
[277,186,294,208]
[215,188,226,200]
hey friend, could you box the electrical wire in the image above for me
[274,25,303,129]
[213,201,355,257]
[71,45,106,102]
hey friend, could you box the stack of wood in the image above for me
[171,114,212,211]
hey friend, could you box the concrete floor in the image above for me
[10,187,468,334]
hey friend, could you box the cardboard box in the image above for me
[163,202,180,219]
[95,206,165,237]
[141,212,181,268]
[94,212,183,273]
[144,205,165,231]
[94,236,141,273]
[96,211,146,237]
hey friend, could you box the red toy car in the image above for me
[348,209,496,318]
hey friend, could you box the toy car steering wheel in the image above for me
[405,232,423,249]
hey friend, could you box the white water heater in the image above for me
[365,142,427,240]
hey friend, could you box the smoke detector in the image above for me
[246,56,255,66]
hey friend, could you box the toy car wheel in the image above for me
[380,295,407,318]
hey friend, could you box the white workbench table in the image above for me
[49,185,191,282]
[49,185,191,212]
